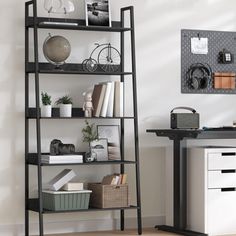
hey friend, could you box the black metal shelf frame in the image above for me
[28,198,139,214]
[26,62,133,75]
[26,16,132,32]
[27,107,136,119]
[27,153,137,166]
[25,1,142,236]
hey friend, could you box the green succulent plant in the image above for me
[41,92,52,105]
[55,95,73,105]
[82,120,98,143]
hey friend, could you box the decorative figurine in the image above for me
[83,90,93,117]
[50,139,75,155]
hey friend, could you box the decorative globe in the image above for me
[43,34,71,66]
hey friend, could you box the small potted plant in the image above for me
[82,120,98,162]
[41,92,52,117]
[55,95,73,117]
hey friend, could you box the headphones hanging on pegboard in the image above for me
[186,63,212,90]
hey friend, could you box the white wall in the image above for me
[2,0,236,235]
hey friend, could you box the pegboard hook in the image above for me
[197,33,201,40]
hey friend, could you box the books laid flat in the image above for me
[39,22,79,26]
[92,84,107,117]
[62,182,84,191]
[100,82,112,117]
[46,169,76,191]
[106,81,115,117]
[114,81,124,117]
[42,154,83,164]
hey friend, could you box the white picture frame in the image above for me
[97,125,121,160]
[85,0,111,27]
[90,138,108,161]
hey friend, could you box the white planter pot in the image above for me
[41,105,52,117]
[60,104,72,117]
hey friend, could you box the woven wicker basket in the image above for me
[88,183,129,208]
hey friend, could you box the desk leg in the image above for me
[155,138,207,236]
[173,138,187,229]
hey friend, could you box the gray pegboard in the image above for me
[181,29,236,94]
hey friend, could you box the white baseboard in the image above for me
[0,216,165,235]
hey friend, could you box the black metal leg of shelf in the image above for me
[120,210,125,231]
[39,212,44,236]
[128,6,143,235]
[137,208,142,235]
[25,2,30,234]
[25,164,29,236]
[120,8,125,233]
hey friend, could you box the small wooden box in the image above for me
[88,183,129,208]
[214,72,236,89]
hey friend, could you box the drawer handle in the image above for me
[221,170,236,173]
[222,152,236,156]
[221,188,236,192]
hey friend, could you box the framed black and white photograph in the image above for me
[97,125,121,160]
[90,138,108,161]
[85,0,111,27]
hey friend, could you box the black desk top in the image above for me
[146,129,236,140]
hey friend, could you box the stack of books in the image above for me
[42,154,83,164]
[101,173,127,185]
[92,81,124,118]
[45,169,76,191]
[44,169,85,191]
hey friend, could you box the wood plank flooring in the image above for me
[48,228,177,236]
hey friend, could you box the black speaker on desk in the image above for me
[170,107,199,129]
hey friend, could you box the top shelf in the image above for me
[26,17,132,32]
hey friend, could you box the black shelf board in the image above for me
[26,63,133,75]
[27,153,136,166]
[27,108,135,120]
[26,17,132,32]
[28,199,139,213]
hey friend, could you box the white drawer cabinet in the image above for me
[188,147,236,235]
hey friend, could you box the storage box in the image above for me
[42,190,92,211]
[88,183,129,208]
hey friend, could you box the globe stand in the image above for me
[53,64,65,71]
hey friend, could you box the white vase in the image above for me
[41,105,52,117]
[60,104,72,117]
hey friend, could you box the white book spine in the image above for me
[114,81,124,117]
[100,82,112,117]
[42,160,83,164]
[42,155,83,162]
[106,81,115,117]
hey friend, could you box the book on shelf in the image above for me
[100,82,112,117]
[45,169,76,191]
[106,81,115,117]
[101,174,127,185]
[92,84,107,117]
[114,81,124,117]
[41,154,83,164]
[121,173,127,184]
[62,182,84,191]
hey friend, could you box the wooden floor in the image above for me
[49,228,177,236]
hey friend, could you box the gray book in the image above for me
[46,169,76,191]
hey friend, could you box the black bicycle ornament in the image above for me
[82,43,121,73]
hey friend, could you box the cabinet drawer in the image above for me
[208,189,236,235]
[208,170,236,188]
[208,152,236,170]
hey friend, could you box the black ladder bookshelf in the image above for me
[25,1,142,235]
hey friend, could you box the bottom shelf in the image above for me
[28,199,139,214]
